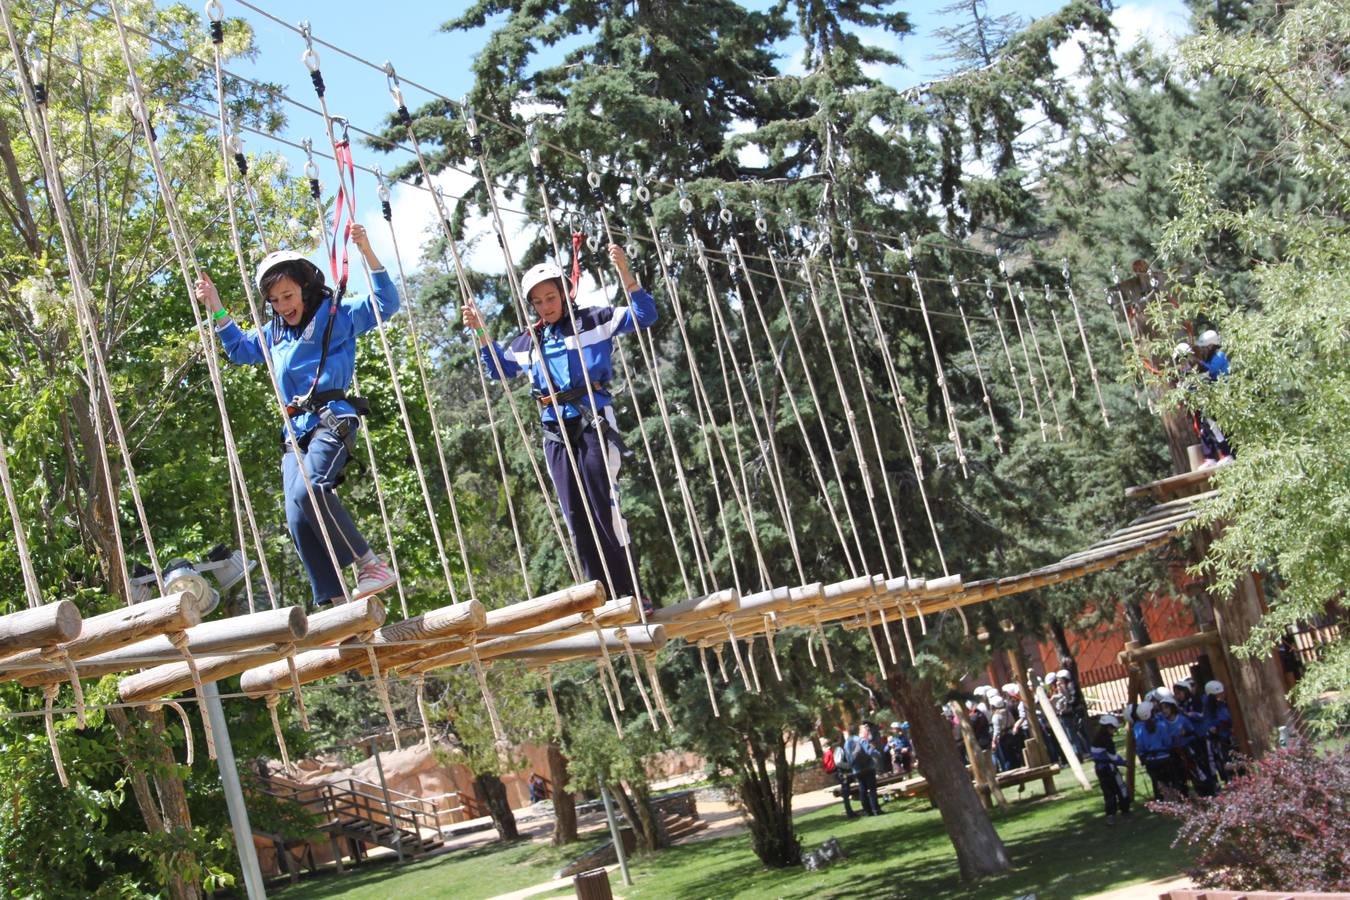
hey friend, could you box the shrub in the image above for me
[1151,741,1350,892]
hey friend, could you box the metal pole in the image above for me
[371,738,404,862]
[598,780,633,887]
[203,681,267,900]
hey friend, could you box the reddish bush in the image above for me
[1151,741,1350,892]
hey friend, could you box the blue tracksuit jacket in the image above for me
[216,270,400,440]
[480,290,658,424]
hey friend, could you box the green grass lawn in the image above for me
[272,771,1187,900]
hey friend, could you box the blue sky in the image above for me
[210,0,1189,276]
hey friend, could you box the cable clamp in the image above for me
[299,21,320,72]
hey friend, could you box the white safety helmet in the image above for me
[1135,700,1154,720]
[965,700,975,710]
[1173,341,1193,360]
[1045,672,1059,683]
[1156,689,1178,707]
[1099,714,1122,729]
[1196,329,1221,348]
[254,249,313,291]
[1205,680,1225,696]
[991,696,1007,708]
[890,721,903,731]
[1002,682,1020,696]
[1173,679,1195,696]
[520,262,567,301]
[1056,669,1069,680]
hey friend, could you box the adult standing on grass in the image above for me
[845,727,882,816]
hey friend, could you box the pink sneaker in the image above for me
[353,557,396,599]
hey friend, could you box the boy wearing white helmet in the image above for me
[196,225,400,606]
[1201,680,1234,781]
[1188,328,1233,467]
[1090,714,1131,823]
[1133,699,1186,799]
[464,245,657,611]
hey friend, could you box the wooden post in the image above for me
[1124,667,1141,801]
[1005,644,1056,796]
[1033,684,1091,791]
[1202,628,1252,757]
[953,703,1006,808]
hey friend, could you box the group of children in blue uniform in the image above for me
[1091,677,1235,823]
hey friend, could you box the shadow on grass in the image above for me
[624,783,1185,900]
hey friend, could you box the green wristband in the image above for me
[474,327,485,337]
[212,308,229,322]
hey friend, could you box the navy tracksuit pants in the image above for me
[543,407,641,603]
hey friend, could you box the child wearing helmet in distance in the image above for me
[464,245,657,612]
[1091,714,1130,823]
[1189,329,1233,467]
[195,224,400,607]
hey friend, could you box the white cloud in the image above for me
[1050,1,1191,76]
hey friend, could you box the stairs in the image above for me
[660,812,708,844]
[252,774,445,861]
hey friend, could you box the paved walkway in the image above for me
[1083,874,1192,900]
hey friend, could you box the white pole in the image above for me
[598,781,633,887]
[203,681,267,899]
[1034,684,1092,791]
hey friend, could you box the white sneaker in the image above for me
[1217,455,1235,466]
[1198,458,1218,470]
[353,557,396,599]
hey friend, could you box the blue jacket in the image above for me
[1203,700,1232,738]
[844,734,875,774]
[216,270,400,440]
[480,290,658,424]
[1133,718,1174,760]
[1200,350,1229,380]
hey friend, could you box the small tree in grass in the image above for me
[1152,742,1350,892]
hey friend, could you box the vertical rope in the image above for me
[698,646,720,718]
[542,667,563,735]
[414,674,435,750]
[285,652,311,731]
[998,252,1047,440]
[985,277,1026,418]
[266,694,294,775]
[873,601,898,665]
[587,616,625,711]
[42,684,68,788]
[745,635,763,693]
[720,617,754,692]
[949,277,1002,453]
[812,614,835,672]
[168,633,216,760]
[596,663,625,738]
[898,604,917,665]
[616,628,657,729]
[164,701,195,767]
[0,430,44,608]
[467,640,506,745]
[1016,282,1065,440]
[1063,262,1110,425]
[643,654,675,730]
[1042,283,1079,399]
[364,645,403,751]
[900,233,967,477]
[862,607,887,677]
[762,615,784,682]
[713,644,730,684]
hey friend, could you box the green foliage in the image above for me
[1155,0,1350,712]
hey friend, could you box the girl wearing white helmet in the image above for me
[195,224,400,607]
[1132,699,1186,799]
[1201,680,1234,782]
[463,245,657,611]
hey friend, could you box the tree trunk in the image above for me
[1048,618,1091,736]
[107,707,202,900]
[546,741,577,847]
[1124,600,1164,687]
[884,665,1010,881]
[609,781,661,851]
[473,772,519,841]
[735,730,800,867]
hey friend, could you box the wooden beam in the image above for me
[1116,629,1220,666]
[240,639,368,697]
[118,598,384,703]
[475,581,607,637]
[646,588,740,629]
[0,593,200,682]
[0,601,81,660]
[492,625,667,665]
[20,605,308,686]
[1124,466,1215,501]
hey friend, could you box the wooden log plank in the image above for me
[1116,628,1221,666]
[118,598,384,703]
[646,588,739,627]
[20,605,308,686]
[491,625,667,665]
[0,593,200,682]
[240,640,369,697]
[475,581,606,637]
[674,583,825,643]
[0,601,81,659]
